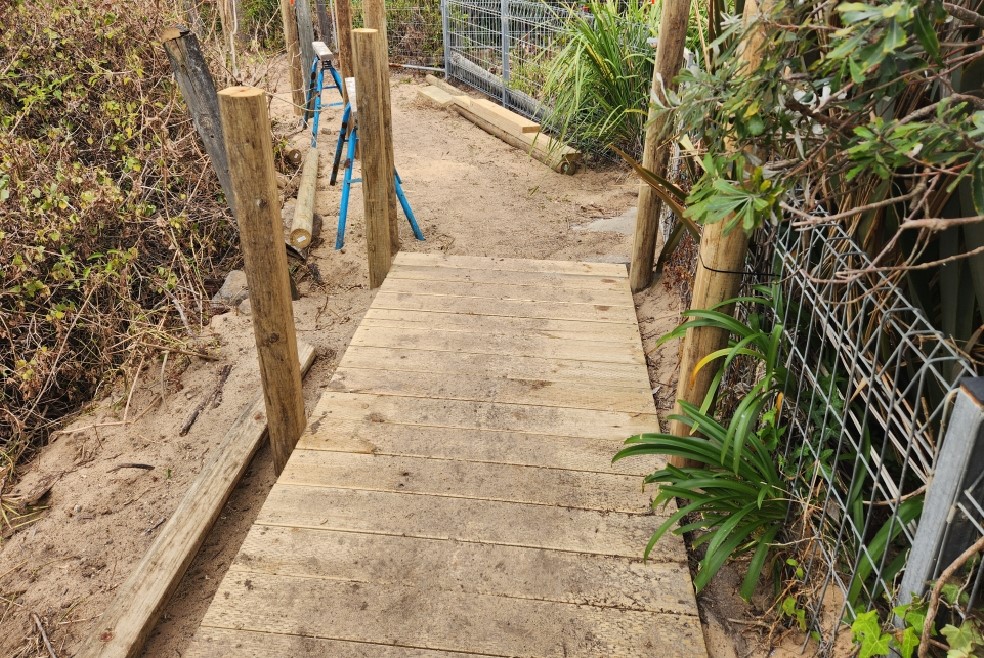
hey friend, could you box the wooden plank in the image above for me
[379,276,633,306]
[386,263,627,290]
[295,420,661,476]
[77,344,317,658]
[187,628,481,657]
[279,450,651,514]
[466,97,541,135]
[308,391,659,440]
[256,485,675,559]
[327,367,655,413]
[417,85,456,108]
[229,527,693,612]
[361,309,640,343]
[393,252,627,277]
[339,346,652,388]
[198,574,706,656]
[374,292,638,324]
[424,74,467,97]
[348,325,643,365]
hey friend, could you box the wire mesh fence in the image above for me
[745,222,979,652]
[324,0,444,67]
[442,0,651,160]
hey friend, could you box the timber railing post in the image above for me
[336,0,355,89]
[352,29,396,287]
[280,0,306,115]
[218,87,306,474]
[295,0,317,82]
[363,0,401,254]
[162,27,234,206]
[629,0,692,292]
[667,0,769,468]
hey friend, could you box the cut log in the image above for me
[76,343,317,658]
[290,148,320,250]
[417,85,455,108]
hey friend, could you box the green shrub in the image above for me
[0,2,236,481]
[540,0,660,156]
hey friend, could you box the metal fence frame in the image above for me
[747,223,980,652]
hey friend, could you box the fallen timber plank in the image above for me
[467,97,541,135]
[417,85,456,108]
[424,73,467,98]
[77,343,317,658]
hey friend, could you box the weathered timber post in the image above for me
[295,0,317,82]
[629,0,692,292]
[280,0,306,115]
[336,0,355,86]
[218,87,306,474]
[668,0,769,467]
[352,29,396,287]
[363,0,401,254]
[162,27,234,206]
[290,148,320,250]
[315,0,333,44]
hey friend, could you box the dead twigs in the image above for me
[178,364,233,436]
[918,534,984,658]
[32,612,57,658]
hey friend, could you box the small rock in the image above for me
[212,270,249,306]
[73,504,83,514]
[239,298,252,315]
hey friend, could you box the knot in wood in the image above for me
[266,332,280,345]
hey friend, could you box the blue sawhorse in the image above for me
[330,102,424,249]
[304,42,344,148]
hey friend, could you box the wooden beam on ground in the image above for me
[76,343,317,658]
[417,85,455,108]
[218,87,307,473]
[352,29,395,287]
[668,0,770,468]
[451,100,578,175]
[424,74,467,98]
[466,97,540,135]
[290,148,319,250]
[629,0,692,292]
[161,27,233,206]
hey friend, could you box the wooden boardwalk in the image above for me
[187,253,706,657]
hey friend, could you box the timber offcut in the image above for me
[186,252,706,657]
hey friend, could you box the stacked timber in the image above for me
[417,75,582,175]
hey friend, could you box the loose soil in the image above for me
[0,64,823,657]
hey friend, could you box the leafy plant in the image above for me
[614,399,789,599]
[851,597,983,658]
[540,0,660,156]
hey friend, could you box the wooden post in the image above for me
[315,0,333,44]
[335,0,355,82]
[295,0,317,83]
[162,27,234,206]
[218,87,306,473]
[352,29,395,288]
[668,0,769,467]
[363,0,400,254]
[629,0,692,292]
[280,0,306,115]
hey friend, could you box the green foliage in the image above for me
[240,0,285,49]
[851,598,983,658]
[541,0,660,156]
[615,286,790,600]
[658,0,984,357]
[351,0,444,64]
[0,2,236,480]
[614,400,789,600]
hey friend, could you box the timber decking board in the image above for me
[188,253,705,657]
